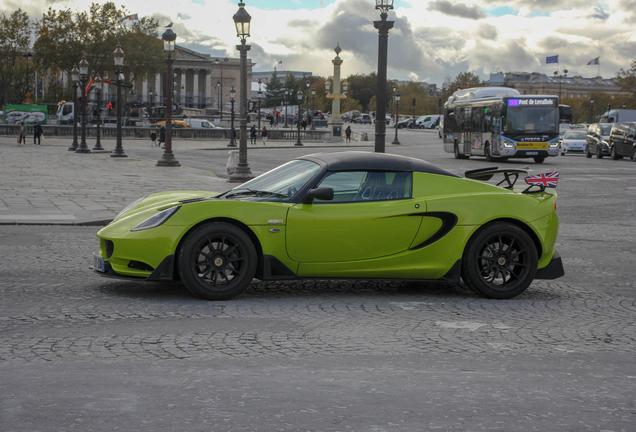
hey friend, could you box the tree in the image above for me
[264,69,285,108]
[0,10,32,105]
[615,60,636,107]
[441,71,487,102]
[33,2,163,98]
[345,73,379,112]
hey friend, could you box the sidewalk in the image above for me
[0,136,370,225]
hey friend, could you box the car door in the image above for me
[286,171,422,263]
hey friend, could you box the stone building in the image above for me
[490,72,626,99]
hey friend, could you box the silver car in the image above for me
[560,130,587,155]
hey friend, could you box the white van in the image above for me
[186,118,224,129]
[415,114,441,129]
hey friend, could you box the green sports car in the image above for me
[93,151,564,300]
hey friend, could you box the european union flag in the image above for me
[546,55,559,64]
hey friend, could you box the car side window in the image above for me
[315,171,412,203]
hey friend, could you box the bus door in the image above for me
[492,117,501,155]
[462,108,472,155]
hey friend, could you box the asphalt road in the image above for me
[1,127,635,431]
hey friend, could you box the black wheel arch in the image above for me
[173,217,264,279]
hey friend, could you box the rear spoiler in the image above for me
[465,167,559,194]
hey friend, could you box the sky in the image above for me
[5,0,636,87]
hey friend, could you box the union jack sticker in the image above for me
[524,172,559,188]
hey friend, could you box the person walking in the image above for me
[269,114,274,128]
[345,125,352,143]
[150,129,157,147]
[33,121,43,146]
[250,124,257,145]
[159,125,166,148]
[261,126,268,145]
[18,122,26,146]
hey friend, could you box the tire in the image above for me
[586,145,592,158]
[611,145,619,160]
[461,222,538,299]
[454,141,464,159]
[632,146,636,161]
[178,222,257,301]
[485,143,493,162]
[596,144,603,159]
[534,156,545,163]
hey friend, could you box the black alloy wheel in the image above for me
[178,222,257,300]
[461,222,538,299]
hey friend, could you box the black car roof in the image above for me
[299,151,459,177]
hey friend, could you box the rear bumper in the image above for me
[535,250,565,280]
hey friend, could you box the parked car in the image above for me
[93,151,563,301]
[608,122,636,160]
[585,123,612,158]
[560,130,587,155]
[155,120,190,129]
[186,118,224,129]
[353,113,372,124]
[398,118,415,129]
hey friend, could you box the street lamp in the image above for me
[590,95,594,124]
[228,1,253,182]
[391,91,401,145]
[157,29,180,166]
[283,89,290,128]
[373,0,395,153]
[257,78,263,130]
[228,86,237,147]
[215,57,229,119]
[391,85,396,125]
[110,45,127,158]
[553,69,568,100]
[148,88,154,107]
[295,90,304,146]
[68,65,80,151]
[310,87,316,130]
[23,52,32,103]
[75,56,92,154]
[92,74,104,151]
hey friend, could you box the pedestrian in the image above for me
[345,125,352,143]
[159,125,166,148]
[33,121,43,146]
[302,118,307,131]
[150,129,157,147]
[261,125,268,145]
[250,124,257,145]
[269,115,274,128]
[18,122,26,146]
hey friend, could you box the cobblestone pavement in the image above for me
[1,133,636,431]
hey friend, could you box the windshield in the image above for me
[224,160,320,202]
[504,99,558,135]
[564,131,586,139]
[600,125,612,135]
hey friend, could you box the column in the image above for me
[181,70,186,105]
[205,70,212,110]
[154,73,161,104]
[193,70,199,108]
[142,79,148,103]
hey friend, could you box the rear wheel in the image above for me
[461,223,538,299]
[454,141,463,159]
[178,222,257,301]
[534,156,545,163]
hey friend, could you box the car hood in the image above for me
[115,190,219,221]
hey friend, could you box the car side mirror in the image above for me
[303,187,334,204]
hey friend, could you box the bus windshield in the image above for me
[504,105,558,135]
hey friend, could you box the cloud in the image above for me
[477,23,499,40]
[429,1,487,20]
[177,13,191,20]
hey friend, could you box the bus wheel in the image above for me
[454,142,463,159]
[533,156,545,164]
[485,144,493,162]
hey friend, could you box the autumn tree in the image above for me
[440,71,486,102]
[615,60,636,107]
[0,10,32,105]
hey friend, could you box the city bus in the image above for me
[442,87,560,163]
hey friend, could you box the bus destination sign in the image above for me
[507,98,556,107]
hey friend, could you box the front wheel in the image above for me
[178,222,257,301]
[534,156,545,163]
[461,222,538,299]
[586,146,592,158]
[485,143,493,162]
[611,145,620,160]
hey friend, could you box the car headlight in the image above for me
[549,140,560,148]
[115,196,146,219]
[131,205,181,232]
[502,139,514,148]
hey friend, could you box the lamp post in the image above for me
[283,89,290,128]
[157,30,179,166]
[392,91,401,145]
[110,45,127,158]
[590,95,594,124]
[553,69,568,100]
[411,97,417,129]
[228,86,237,147]
[23,52,32,103]
[215,58,229,119]
[373,0,394,153]
[295,90,304,146]
[148,88,154,108]
[92,75,104,151]
[75,57,92,154]
[310,87,316,130]
[305,79,312,129]
[257,78,262,130]
[68,66,80,151]
[228,1,253,182]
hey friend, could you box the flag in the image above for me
[546,55,559,64]
[525,172,559,188]
[587,57,600,65]
[127,13,138,20]
[278,61,283,64]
